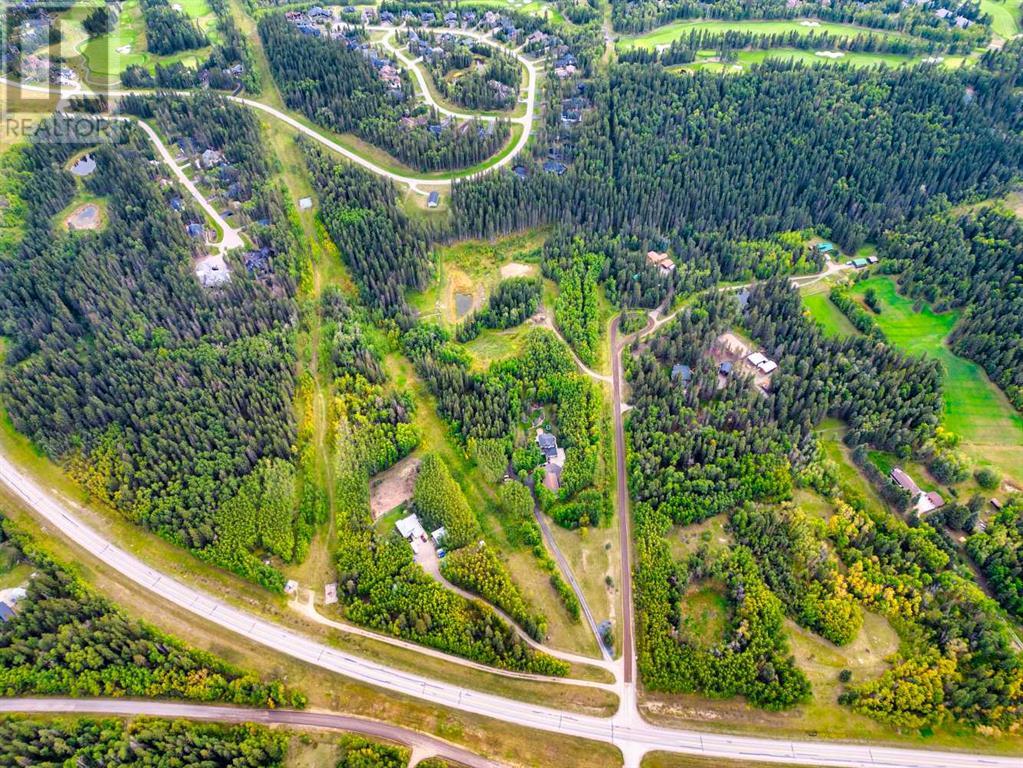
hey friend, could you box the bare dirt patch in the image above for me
[500,261,536,279]
[370,455,420,519]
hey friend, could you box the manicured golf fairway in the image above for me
[851,276,1023,482]
[618,18,911,49]
[981,0,1021,38]
[677,47,928,73]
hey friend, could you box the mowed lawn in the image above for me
[851,277,1023,483]
[618,18,911,49]
[801,283,859,337]
[676,47,932,73]
[981,0,1022,38]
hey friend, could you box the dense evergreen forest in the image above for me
[453,62,1023,272]
[879,204,1023,411]
[0,718,287,766]
[140,0,210,55]
[610,0,988,49]
[0,112,302,589]
[966,495,1023,621]
[259,14,510,172]
[303,142,435,325]
[0,513,300,706]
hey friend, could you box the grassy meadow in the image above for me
[849,276,1023,483]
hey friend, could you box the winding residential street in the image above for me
[0,20,539,192]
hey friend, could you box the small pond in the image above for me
[454,292,473,318]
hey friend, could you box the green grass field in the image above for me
[850,277,1023,483]
[801,285,859,337]
[74,0,218,82]
[981,0,1022,38]
[676,47,930,73]
[618,18,912,50]
[408,230,545,334]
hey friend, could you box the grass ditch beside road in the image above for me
[0,410,615,706]
[0,487,622,768]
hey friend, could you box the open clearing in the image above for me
[674,48,964,74]
[409,230,545,330]
[618,18,912,50]
[370,455,420,519]
[800,282,858,337]
[850,276,1023,483]
[679,583,729,645]
[981,0,1022,38]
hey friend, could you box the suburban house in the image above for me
[671,364,692,384]
[646,250,676,276]
[543,160,567,175]
[537,429,566,492]
[0,586,26,623]
[736,287,751,313]
[396,513,428,553]
[891,467,946,515]
[746,351,777,374]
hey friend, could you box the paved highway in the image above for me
[1,450,1018,768]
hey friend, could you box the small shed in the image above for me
[427,191,440,208]
[298,197,313,210]
[324,582,338,605]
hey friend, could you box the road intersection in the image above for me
[1,441,1018,767]
[0,21,1018,768]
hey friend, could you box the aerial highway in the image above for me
[0,448,1017,768]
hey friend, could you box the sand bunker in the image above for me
[922,56,945,64]
[500,261,535,279]
[800,20,821,27]
[116,44,132,54]
[66,203,101,231]
[815,50,846,60]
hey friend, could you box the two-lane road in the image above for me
[0,452,1019,766]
